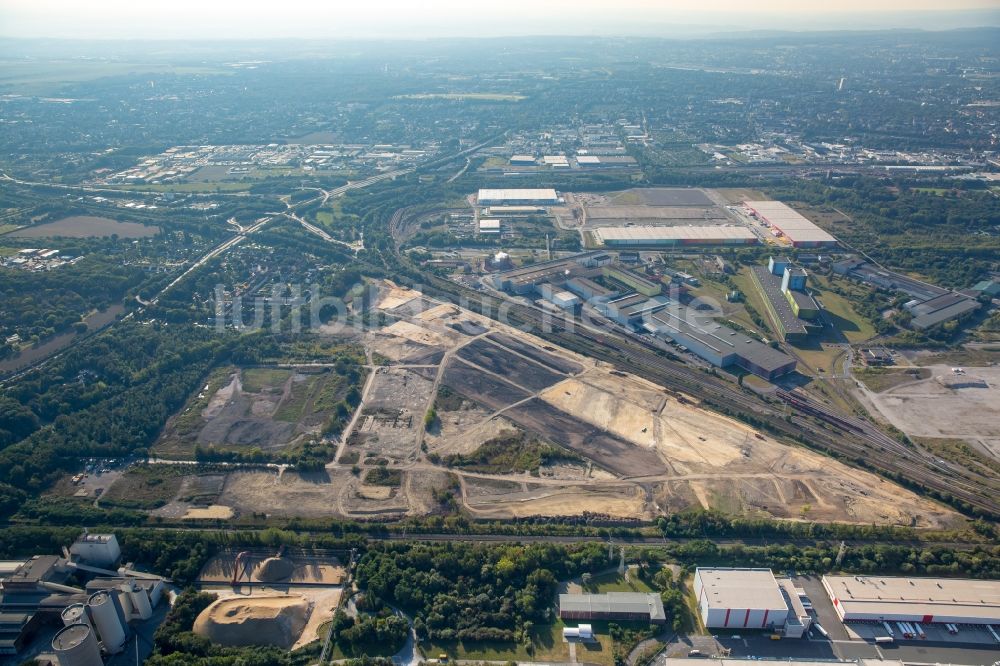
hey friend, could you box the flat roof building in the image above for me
[750,266,820,341]
[645,305,795,380]
[594,226,758,247]
[694,568,792,632]
[906,292,979,329]
[822,575,1000,625]
[745,201,838,247]
[478,219,501,234]
[603,266,662,297]
[560,592,666,624]
[478,188,559,205]
[566,277,618,302]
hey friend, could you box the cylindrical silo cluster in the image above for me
[51,623,103,666]
[87,589,128,654]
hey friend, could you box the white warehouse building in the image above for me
[477,188,560,205]
[695,568,811,637]
[822,575,1000,625]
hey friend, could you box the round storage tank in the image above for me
[88,589,127,653]
[52,623,103,666]
[124,581,153,620]
[61,603,92,629]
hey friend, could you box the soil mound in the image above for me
[256,556,295,582]
[193,595,309,648]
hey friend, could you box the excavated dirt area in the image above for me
[155,366,342,457]
[181,280,963,527]
[462,481,647,519]
[194,595,310,649]
[863,365,1000,441]
[198,549,346,586]
[354,367,435,462]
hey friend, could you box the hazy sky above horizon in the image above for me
[2,0,999,39]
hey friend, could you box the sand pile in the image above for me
[193,595,309,648]
[256,556,295,582]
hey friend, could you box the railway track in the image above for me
[413,270,999,517]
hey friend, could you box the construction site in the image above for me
[313,282,959,525]
[79,280,963,526]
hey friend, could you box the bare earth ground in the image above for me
[194,594,310,649]
[198,549,345,585]
[860,365,1000,443]
[194,585,344,651]
[139,281,962,527]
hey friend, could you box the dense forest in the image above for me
[356,541,609,643]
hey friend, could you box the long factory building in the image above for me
[744,201,838,247]
[477,188,560,205]
[593,225,758,248]
[491,254,795,380]
[644,303,796,380]
[822,575,1000,625]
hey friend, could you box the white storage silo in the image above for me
[52,623,103,666]
[61,603,92,630]
[116,586,135,619]
[125,581,153,620]
[88,589,127,653]
[149,579,164,607]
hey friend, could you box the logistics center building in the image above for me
[477,188,560,205]
[744,201,838,247]
[593,225,758,248]
[822,575,1000,625]
[695,568,812,637]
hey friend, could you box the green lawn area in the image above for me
[116,181,253,193]
[394,93,526,101]
[584,571,656,594]
[731,269,777,339]
[272,372,324,422]
[315,210,334,227]
[687,278,764,336]
[787,339,846,376]
[810,277,876,344]
[100,465,185,509]
[241,367,292,393]
[0,245,19,255]
[480,156,510,169]
[0,224,22,236]
[0,59,228,94]
[420,619,632,666]
[854,367,930,393]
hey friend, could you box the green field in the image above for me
[810,276,876,344]
[854,367,930,393]
[584,570,656,594]
[394,93,526,101]
[0,60,228,94]
[241,367,292,393]
[100,465,185,510]
[115,181,253,193]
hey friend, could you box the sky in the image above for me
[1,0,999,39]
